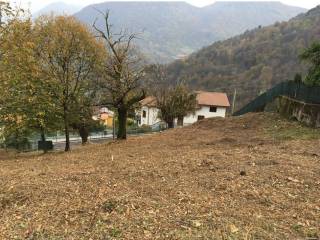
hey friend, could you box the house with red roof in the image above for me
[184,91,230,125]
[138,91,230,127]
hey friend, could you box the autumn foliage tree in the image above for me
[0,1,24,66]
[0,1,20,31]
[34,15,106,151]
[0,19,34,149]
[0,14,105,151]
[0,14,57,150]
[94,11,146,139]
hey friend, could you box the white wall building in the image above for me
[183,91,230,125]
[138,91,230,127]
[137,97,161,126]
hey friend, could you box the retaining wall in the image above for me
[278,96,320,128]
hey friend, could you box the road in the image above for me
[51,135,114,151]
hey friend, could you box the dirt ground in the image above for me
[0,113,319,240]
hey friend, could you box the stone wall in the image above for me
[277,96,320,128]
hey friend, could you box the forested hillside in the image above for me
[167,6,320,109]
[74,1,305,63]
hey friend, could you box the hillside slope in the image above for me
[1,113,319,239]
[74,1,305,63]
[167,6,320,108]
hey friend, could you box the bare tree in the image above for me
[147,64,196,128]
[146,64,175,128]
[94,11,146,139]
[172,85,197,126]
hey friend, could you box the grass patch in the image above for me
[265,117,320,140]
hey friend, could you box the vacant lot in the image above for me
[0,113,319,239]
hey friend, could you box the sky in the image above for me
[11,0,320,13]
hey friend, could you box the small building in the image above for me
[137,96,161,126]
[92,107,114,128]
[137,91,230,127]
[184,91,230,125]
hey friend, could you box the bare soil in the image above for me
[0,113,319,239]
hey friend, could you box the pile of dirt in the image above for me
[0,113,319,239]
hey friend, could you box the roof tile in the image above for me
[196,91,230,107]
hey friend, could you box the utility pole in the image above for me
[232,88,237,114]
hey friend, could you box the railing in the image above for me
[26,126,166,151]
[233,81,320,116]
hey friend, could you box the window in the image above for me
[197,115,205,121]
[142,110,147,118]
[209,106,217,112]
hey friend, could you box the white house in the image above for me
[137,91,230,127]
[137,96,161,126]
[183,91,230,125]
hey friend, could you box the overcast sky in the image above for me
[11,0,320,13]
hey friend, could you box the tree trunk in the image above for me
[64,105,71,152]
[167,120,174,129]
[117,107,128,140]
[79,125,89,145]
[177,116,184,126]
[40,127,47,153]
[40,129,46,142]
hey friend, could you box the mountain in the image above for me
[74,1,306,63]
[167,5,320,109]
[33,2,82,18]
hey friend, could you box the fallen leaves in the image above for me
[0,113,319,239]
[287,177,302,183]
[229,224,239,233]
[191,220,202,228]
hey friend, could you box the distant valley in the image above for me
[73,1,305,63]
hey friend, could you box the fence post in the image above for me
[232,88,237,114]
[113,117,115,140]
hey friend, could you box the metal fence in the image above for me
[26,125,166,151]
[233,81,320,116]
